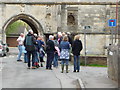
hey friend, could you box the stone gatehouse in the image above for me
[0,0,119,55]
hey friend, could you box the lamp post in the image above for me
[84,27,87,66]
[84,26,90,66]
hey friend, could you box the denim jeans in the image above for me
[53,53,58,67]
[17,45,23,60]
[24,53,28,63]
[61,59,69,65]
[74,55,80,71]
[34,51,39,63]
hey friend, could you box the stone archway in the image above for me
[2,14,44,43]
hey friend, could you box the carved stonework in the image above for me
[20,4,25,12]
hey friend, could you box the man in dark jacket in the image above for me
[72,35,83,72]
[67,32,73,45]
[24,29,36,69]
[46,35,56,70]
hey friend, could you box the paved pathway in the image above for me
[1,47,118,88]
[8,47,18,55]
[2,55,79,88]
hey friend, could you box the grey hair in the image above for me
[28,29,33,33]
[20,33,24,35]
[58,32,62,36]
[34,33,37,37]
[49,35,53,40]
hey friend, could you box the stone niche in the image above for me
[67,7,78,32]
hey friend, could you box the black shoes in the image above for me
[36,65,40,68]
[49,68,52,70]
[17,60,22,62]
[32,66,37,69]
[24,62,27,63]
[27,67,30,69]
[73,70,79,72]
[41,64,43,67]
[73,70,76,72]
[46,67,52,70]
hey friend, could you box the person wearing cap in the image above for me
[24,29,37,69]
[16,33,24,61]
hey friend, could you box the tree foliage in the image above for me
[6,20,26,36]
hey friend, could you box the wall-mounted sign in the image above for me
[108,19,116,27]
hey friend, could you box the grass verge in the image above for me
[80,63,107,67]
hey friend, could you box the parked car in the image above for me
[0,40,9,57]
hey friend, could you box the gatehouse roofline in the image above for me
[1,0,120,5]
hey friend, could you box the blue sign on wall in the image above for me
[108,19,117,27]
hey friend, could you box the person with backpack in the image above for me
[24,29,37,69]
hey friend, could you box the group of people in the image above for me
[17,30,45,69]
[17,30,83,73]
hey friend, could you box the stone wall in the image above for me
[80,34,111,55]
[107,45,119,86]
[0,3,118,55]
[78,5,106,33]
[2,4,59,33]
